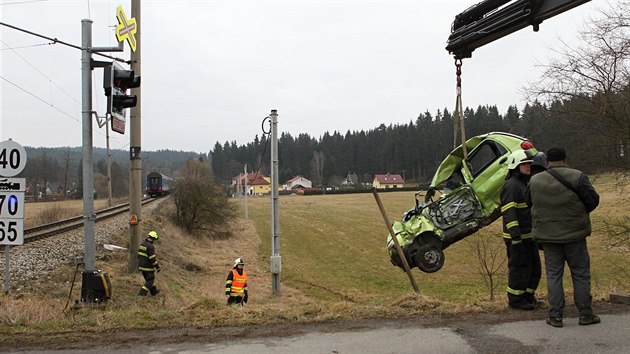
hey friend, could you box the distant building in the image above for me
[372,173,404,189]
[341,172,359,187]
[232,172,271,195]
[283,175,312,190]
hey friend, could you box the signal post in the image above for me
[79,3,140,302]
[128,0,142,272]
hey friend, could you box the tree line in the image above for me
[211,1,629,186]
[19,147,205,200]
[211,93,628,187]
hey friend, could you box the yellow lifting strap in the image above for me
[453,59,468,159]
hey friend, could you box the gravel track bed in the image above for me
[0,199,164,292]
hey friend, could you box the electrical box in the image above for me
[270,255,282,274]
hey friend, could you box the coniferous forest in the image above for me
[210,94,630,186]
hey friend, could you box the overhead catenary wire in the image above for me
[0,21,128,151]
[0,75,128,151]
[0,75,80,123]
[0,21,128,63]
[0,41,55,50]
[1,39,81,106]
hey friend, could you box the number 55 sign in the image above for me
[0,139,27,245]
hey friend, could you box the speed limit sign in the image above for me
[0,140,27,177]
[0,139,26,245]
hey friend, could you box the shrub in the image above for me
[173,159,235,234]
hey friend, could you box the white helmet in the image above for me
[233,258,245,267]
[507,150,534,170]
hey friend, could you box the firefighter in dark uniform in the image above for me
[225,258,248,306]
[138,231,161,296]
[501,149,541,310]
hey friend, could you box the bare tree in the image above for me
[523,0,630,169]
[464,231,507,301]
[600,212,630,287]
[311,150,325,188]
[62,149,72,200]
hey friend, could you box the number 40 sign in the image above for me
[0,139,27,246]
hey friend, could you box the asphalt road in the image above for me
[19,312,630,354]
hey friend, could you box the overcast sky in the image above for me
[1,0,603,153]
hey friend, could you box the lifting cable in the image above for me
[453,59,468,159]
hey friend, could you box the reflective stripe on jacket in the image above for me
[226,269,248,297]
[500,172,532,240]
[137,240,158,271]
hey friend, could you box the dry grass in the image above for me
[24,198,127,228]
[1,177,629,335]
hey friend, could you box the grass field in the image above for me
[1,177,628,337]
[243,183,630,305]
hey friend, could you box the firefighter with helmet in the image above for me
[500,149,542,310]
[137,230,161,296]
[225,257,248,306]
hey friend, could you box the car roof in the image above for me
[430,132,531,187]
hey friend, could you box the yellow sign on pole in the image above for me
[115,5,137,52]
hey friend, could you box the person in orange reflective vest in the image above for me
[225,257,248,306]
[137,231,161,296]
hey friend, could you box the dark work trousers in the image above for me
[227,296,244,306]
[505,239,542,305]
[141,271,157,294]
[542,239,593,318]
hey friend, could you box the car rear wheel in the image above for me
[415,244,445,273]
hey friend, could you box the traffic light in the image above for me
[103,62,140,134]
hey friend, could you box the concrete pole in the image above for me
[270,110,281,295]
[128,0,142,272]
[244,164,248,220]
[81,19,96,272]
[106,119,113,207]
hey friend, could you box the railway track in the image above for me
[23,197,159,244]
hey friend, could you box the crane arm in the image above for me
[446,0,591,59]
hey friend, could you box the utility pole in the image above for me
[270,110,281,295]
[244,164,248,220]
[128,0,142,272]
[82,20,122,272]
[81,19,96,272]
[237,172,242,199]
[81,16,123,303]
[106,120,113,207]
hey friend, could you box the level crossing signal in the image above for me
[103,62,140,134]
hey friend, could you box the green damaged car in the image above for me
[387,132,537,273]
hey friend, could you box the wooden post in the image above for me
[372,188,420,294]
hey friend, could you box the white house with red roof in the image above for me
[283,175,312,190]
[372,173,404,189]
